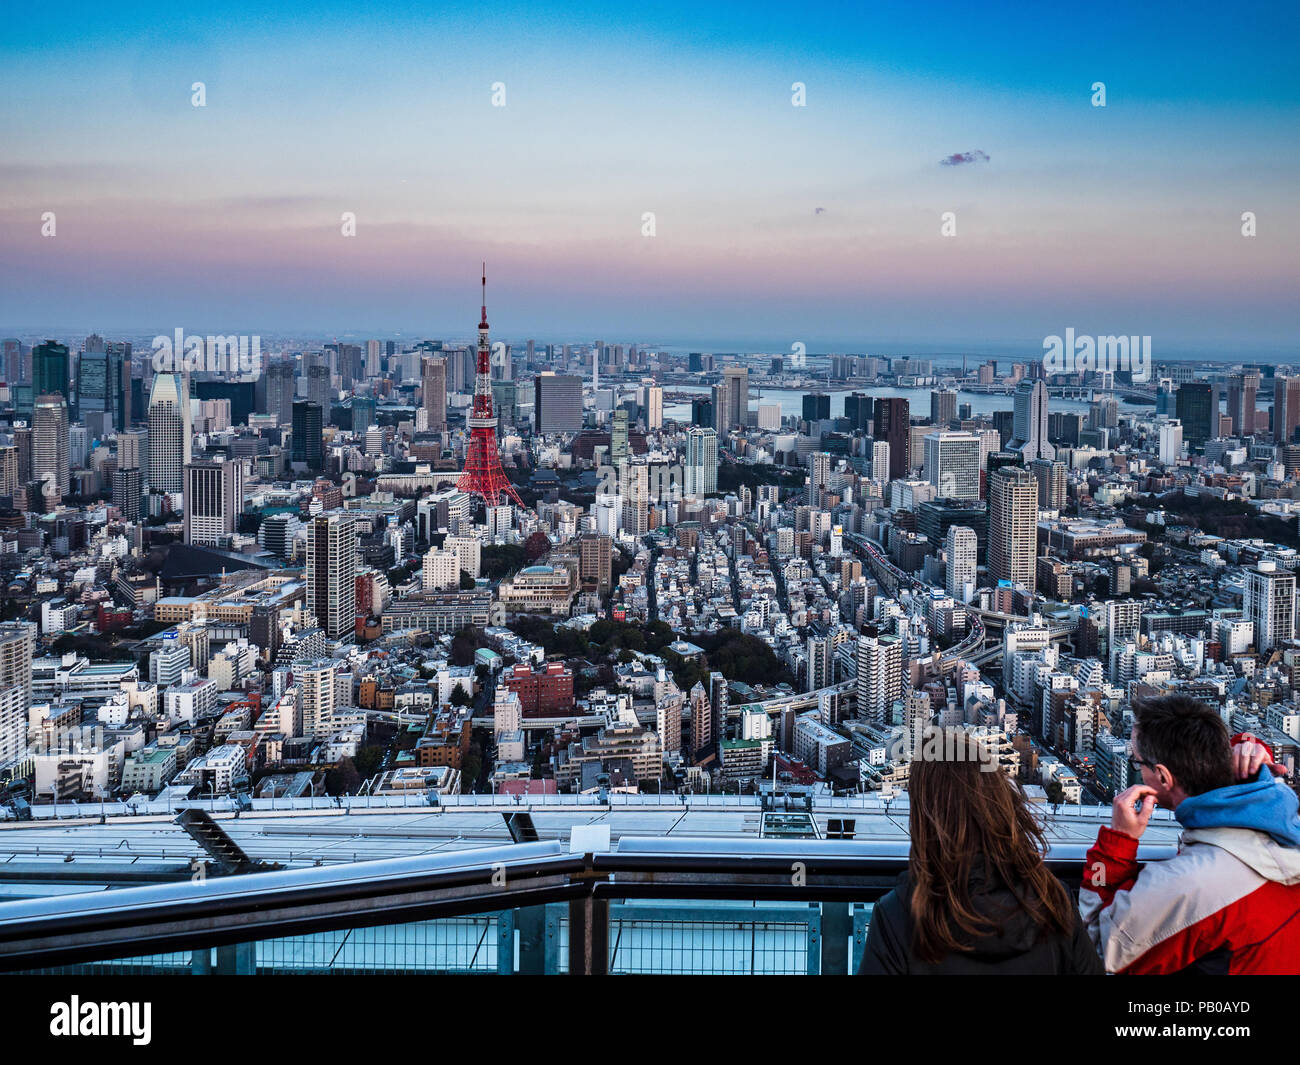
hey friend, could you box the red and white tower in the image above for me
[457,264,524,509]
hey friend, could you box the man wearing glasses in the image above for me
[1079,694,1300,974]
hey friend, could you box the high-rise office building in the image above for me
[1011,380,1055,462]
[802,393,830,423]
[869,439,891,482]
[261,359,296,424]
[1244,561,1296,652]
[33,394,70,501]
[930,389,957,427]
[0,624,35,770]
[873,397,910,480]
[1227,371,1260,437]
[184,459,245,546]
[306,359,331,412]
[684,426,718,499]
[923,431,981,500]
[610,409,629,465]
[292,400,324,472]
[421,355,447,432]
[806,451,832,507]
[1175,382,1215,447]
[147,373,192,494]
[579,532,613,592]
[1273,375,1300,445]
[76,348,127,430]
[691,396,714,428]
[534,373,583,433]
[306,515,357,640]
[1157,419,1183,465]
[643,385,663,430]
[988,466,1038,589]
[845,392,871,432]
[0,446,16,498]
[1029,458,1067,511]
[32,341,70,402]
[945,525,978,602]
[722,367,749,429]
[621,463,649,535]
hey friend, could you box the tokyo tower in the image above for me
[457,264,524,509]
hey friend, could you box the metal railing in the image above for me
[0,836,1176,975]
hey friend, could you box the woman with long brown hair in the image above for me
[859,729,1102,974]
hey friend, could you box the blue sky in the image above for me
[1,1,1297,353]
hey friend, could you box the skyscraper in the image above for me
[534,373,582,434]
[691,396,714,429]
[610,409,629,465]
[421,355,447,432]
[844,392,871,432]
[1175,382,1214,447]
[873,397,910,480]
[1244,561,1296,652]
[930,389,957,427]
[1029,458,1067,510]
[0,624,35,770]
[261,359,296,424]
[292,400,323,472]
[722,366,749,429]
[306,358,331,412]
[945,525,978,602]
[802,393,830,423]
[184,459,245,546]
[869,439,891,482]
[988,465,1038,589]
[306,515,357,640]
[923,431,981,500]
[806,450,832,506]
[32,394,69,501]
[77,348,127,430]
[1273,375,1300,445]
[1157,419,1183,465]
[1227,371,1259,437]
[856,634,902,725]
[32,341,70,402]
[147,373,192,494]
[1011,380,1055,462]
[643,385,663,430]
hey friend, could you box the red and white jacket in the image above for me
[1080,762,1300,974]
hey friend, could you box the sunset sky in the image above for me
[2,0,1297,352]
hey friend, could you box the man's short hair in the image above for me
[1133,694,1234,796]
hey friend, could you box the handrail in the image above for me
[0,836,1178,972]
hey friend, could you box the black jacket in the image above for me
[859,863,1104,975]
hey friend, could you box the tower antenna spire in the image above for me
[459,261,523,510]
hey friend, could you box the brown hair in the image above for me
[1132,694,1233,796]
[907,729,1075,964]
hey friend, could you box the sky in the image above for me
[1,0,1298,355]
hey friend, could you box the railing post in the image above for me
[820,902,851,975]
[514,905,548,975]
[215,941,256,975]
[567,895,608,975]
[496,910,516,974]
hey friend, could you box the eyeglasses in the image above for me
[1127,741,1158,771]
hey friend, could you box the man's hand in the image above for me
[1232,734,1286,781]
[1111,785,1158,839]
